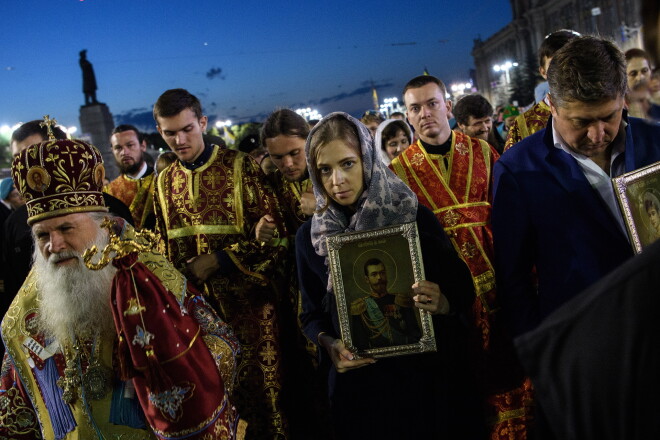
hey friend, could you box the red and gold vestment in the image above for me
[504,100,551,152]
[391,133,534,439]
[154,145,290,439]
[269,171,312,234]
[267,171,333,438]
[104,170,156,229]
[0,222,241,439]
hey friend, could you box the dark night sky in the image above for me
[1,0,512,131]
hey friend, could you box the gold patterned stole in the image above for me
[1,270,153,439]
[126,173,155,229]
[287,178,310,203]
[392,134,496,306]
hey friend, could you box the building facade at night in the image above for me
[472,0,644,107]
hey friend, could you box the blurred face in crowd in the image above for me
[157,108,208,163]
[549,95,624,158]
[111,130,146,175]
[384,129,410,160]
[405,83,452,144]
[11,133,45,157]
[627,87,652,118]
[365,121,379,138]
[458,115,493,141]
[539,56,553,80]
[626,57,651,88]
[316,139,364,208]
[265,135,307,182]
[5,188,25,210]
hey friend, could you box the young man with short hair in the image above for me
[152,88,292,439]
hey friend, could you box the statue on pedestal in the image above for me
[79,50,98,106]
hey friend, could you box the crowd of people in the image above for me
[0,27,659,440]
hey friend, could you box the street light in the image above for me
[295,108,322,121]
[492,61,519,85]
[381,97,400,117]
[215,119,232,128]
[450,82,474,97]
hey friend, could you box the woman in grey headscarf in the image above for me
[295,112,482,439]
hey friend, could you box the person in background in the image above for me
[374,118,412,165]
[360,110,385,138]
[0,178,24,213]
[152,88,291,439]
[626,80,654,120]
[257,108,330,438]
[154,150,177,175]
[453,94,499,153]
[505,30,580,152]
[625,48,653,90]
[498,105,520,138]
[104,124,156,230]
[0,177,25,323]
[391,74,533,439]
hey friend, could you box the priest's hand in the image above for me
[319,333,375,373]
[186,254,220,284]
[413,280,450,315]
[300,188,316,216]
[256,215,277,243]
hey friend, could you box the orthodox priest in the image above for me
[0,124,242,439]
[104,124,156,230]
[390,75,533,438]
[152,89,290,439]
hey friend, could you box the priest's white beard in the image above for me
[34,225,117,344]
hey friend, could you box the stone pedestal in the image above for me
[79,103,118,180]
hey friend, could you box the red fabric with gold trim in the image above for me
[154,146,290,439]
[504,101,552,152]
[392,135,497,309]
[110,253,236,439]
[104,173,155,229]
[11,138,107,224]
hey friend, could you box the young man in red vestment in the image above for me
[152,89,295,439]
[390,75,533,439]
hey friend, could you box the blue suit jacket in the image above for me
[492,116,660,336]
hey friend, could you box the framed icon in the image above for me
[612,161,660,253]
[326,221,436,359]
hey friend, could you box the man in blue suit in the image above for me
[492,35,660,337]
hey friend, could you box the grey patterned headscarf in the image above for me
[307,112,417,261]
